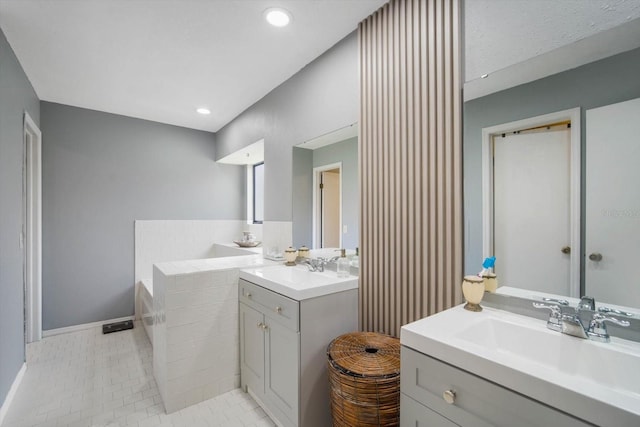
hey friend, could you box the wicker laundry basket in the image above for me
[327,332,401,427]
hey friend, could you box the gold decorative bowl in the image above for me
[233,240,261,248]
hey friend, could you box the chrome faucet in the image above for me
[587,313,631,342]
[300,256,341,272]
[300,257,329,272]
[533,296,630,342]
[532,302,563,332]
[577,296,595,312]
[558,296,595,339]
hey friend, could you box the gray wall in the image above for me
[463,47,640,276]
[292,147,313,246]
[0,28,40,406]
[292,136,359,249]
[41,102,245,330]
[215,32,359,222]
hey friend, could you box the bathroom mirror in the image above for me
[463,19,640,312]
[292,123,358,250]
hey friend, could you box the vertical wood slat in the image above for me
[358,0,462,337]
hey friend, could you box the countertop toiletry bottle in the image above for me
[483,273,497,293]
[298,245,310,259]
[284,246,297,266]
[350,247,359,268]
[337,249,350,278]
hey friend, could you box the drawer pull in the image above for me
[275,306,282,314]
[443,390,456,404]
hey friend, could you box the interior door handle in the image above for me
[589,253,603,262]
[561,246,571,254]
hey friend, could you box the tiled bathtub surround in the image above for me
[153,255,273,413]
[133,219,262,337]
[134,220,263,286]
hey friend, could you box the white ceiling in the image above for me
[218,138,264,165]
[0,0,387,132]
[465,0,640,82]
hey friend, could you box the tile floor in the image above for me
[2,322,275,427]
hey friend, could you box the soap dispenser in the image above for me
[336,249,350,278]
[350,247,359,268]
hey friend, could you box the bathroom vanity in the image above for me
[400,305,640,427]
[239,265,358,427]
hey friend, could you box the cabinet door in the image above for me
[265,319,299,425]
[240,303,265,393]
[401,393,459,427]
[402,347,592,427]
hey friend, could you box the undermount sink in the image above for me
[401,305,640,425]
[239,264,358,301]
[454,315,640,393]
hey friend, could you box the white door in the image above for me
[585,97,640,307]
[493,128,571,294]
[321,170,340,248]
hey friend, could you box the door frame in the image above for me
[23,111,42,343]
[481,108,581,297]
[312,162,342,249]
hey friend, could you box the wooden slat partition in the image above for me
[359,0,462,337]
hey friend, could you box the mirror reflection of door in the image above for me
[493,123,572,295]
[314,164,341,248]
[586,97,640,307]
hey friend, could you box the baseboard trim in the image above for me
[0,362,26,425]
[43,315,135,338]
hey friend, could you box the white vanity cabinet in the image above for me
[400,347,592,427]
[239,278,358,427]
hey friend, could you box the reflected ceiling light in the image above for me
[196,107,211,115]
[264,8,292,27]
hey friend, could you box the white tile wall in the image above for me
[153,266,243,413]
[261,221,293,258]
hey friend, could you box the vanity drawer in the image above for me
[239,279,299,331]
[401,346,592,427]
[401,393,459,427]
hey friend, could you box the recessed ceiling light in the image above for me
[196,108,211,115]
[264,8,292,27]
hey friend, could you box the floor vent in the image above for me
[102,320,134,334]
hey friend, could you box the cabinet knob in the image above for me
[246,292,252,298]
[561,246,571,254]
[275,306,282,314]
[589,253,603,262]
[443,389,456,404]
[261,323,269,331]
[257,322,263,328]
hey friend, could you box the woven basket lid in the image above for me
[327,332,400,378]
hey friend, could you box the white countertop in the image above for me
[155,253,275,276]
[401,304,640,426]
[239,264,358,301]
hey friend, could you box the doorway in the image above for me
[482,108,581,297]
[313,163,342,248]
[23,112,42,343]
[585,97,640,307]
